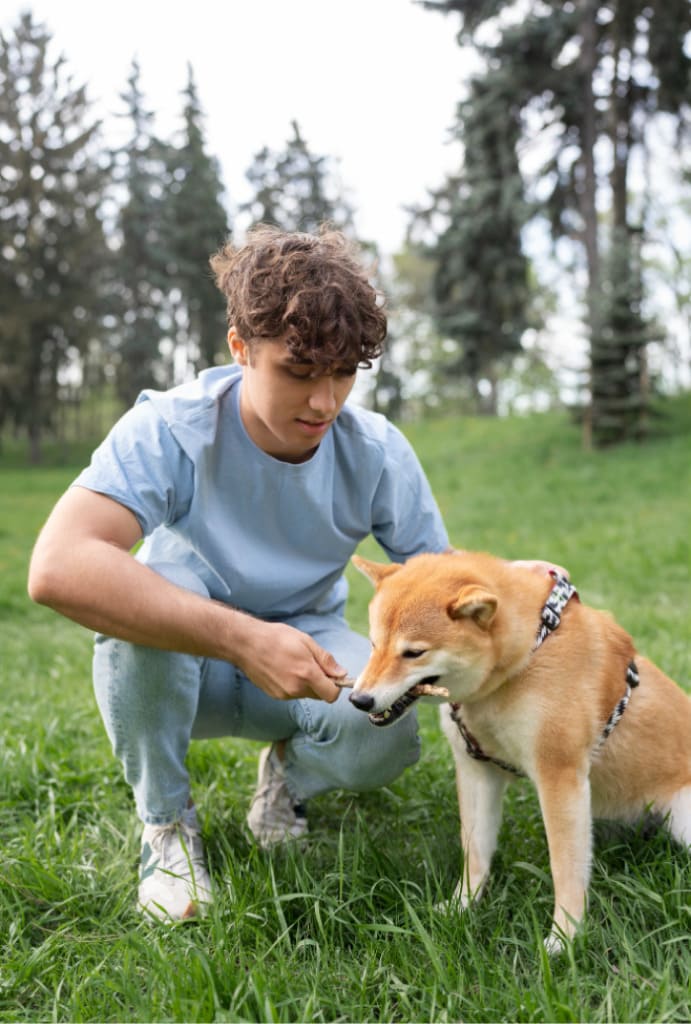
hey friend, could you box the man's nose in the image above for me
[308,376,337,414]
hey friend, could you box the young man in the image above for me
[28,226,452,922]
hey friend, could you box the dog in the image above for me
[348,550,691,953]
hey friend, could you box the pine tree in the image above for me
[110,59,170,405]
[0,12,111,461]
[164,65,230,372]
[242,120,354,233]
[419,70,533,414]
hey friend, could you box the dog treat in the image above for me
[408,682,450,698]
[334,677,449,698]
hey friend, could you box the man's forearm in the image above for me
[28,537,258,663]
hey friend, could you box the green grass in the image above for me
[1,396,690,1023]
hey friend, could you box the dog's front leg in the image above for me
[455,756,510,909]
[441,706,510,909]
[535,762,592,954]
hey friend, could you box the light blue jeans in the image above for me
[92,562,420,825]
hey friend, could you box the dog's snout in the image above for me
[348,691,375,712]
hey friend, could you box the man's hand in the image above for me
[237,619,346,702]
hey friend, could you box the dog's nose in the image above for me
[348,691,375,712]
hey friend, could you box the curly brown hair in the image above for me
[209,225,387,370]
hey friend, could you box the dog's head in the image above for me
[349,552,503,727]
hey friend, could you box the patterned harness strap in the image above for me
[533,572,579,652]
[593,659,640,753]
[450,573,639,775]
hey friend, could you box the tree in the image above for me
[110,59,171,406]
[242,120,355,234]
[164,65,230,373]
[423,0,691,444]
[411,69,534,414]
[0,12,111,461]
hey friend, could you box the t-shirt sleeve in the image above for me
[371,427,449,561]
[70,400,195,536]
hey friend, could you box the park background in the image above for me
[1,2,690,1022]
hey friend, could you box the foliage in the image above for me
[0,11,111,462]
[163,65,231,372]
[242,119,355,234]
[109,59,174,406]
[1,394,690,1021]
[411,72,534,414]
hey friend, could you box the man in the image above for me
[28,226,451,922]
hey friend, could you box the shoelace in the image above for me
[149,821,204,873]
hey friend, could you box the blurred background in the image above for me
[1,0,689,462]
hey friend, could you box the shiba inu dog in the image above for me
[349,551,691,953]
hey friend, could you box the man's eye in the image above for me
[402,649,426,659]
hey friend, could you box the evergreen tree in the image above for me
[423,0,691,444]
[0,12,111,461]
[110,59,170,405]
[416,71,533,414]
[164,65,230,372]
[242,120,355,233]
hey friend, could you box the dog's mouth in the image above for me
[368,676,445,727]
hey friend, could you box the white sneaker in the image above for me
[138,806,212,922]
[246,745,308,848]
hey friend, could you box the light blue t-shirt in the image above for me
[73,366,449,620]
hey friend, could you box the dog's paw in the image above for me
[433,882,472,916]
[433,895,468,916]
[543,929,568,956]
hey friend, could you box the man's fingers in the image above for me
[248,623,349,702]
[304,671,341,703]
[305,638,347,679]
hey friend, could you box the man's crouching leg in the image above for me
[92,561,213,921]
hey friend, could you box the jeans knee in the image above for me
[330,707,420,792]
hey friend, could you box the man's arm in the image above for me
[28,487,343,702]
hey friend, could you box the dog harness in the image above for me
[449,572,640,777]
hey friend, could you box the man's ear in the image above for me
[448,585,498,628]
[352,555,402,588]
[228,327,249,366]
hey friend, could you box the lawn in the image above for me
[1,396,689,1023]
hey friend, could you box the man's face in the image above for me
[229,330,357,463]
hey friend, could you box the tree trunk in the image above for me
[578,0,601,450]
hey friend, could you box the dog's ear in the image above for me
[448,585,498,628]
[352,555,402,588]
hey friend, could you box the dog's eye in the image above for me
[402,649,426,659]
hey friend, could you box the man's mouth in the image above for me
[368,677,445,727]
[295,418,332,438]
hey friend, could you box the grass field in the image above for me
[1,396,690,1023]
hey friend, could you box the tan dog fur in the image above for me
[351,551,691,953]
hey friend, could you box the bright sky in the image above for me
[3,0,470,254]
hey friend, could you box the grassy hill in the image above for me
[1,396,689,1022]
